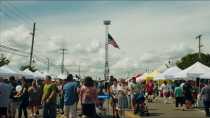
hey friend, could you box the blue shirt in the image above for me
[0,82,12,107]
[63,81,78,105]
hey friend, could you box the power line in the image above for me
[3,2,34,24]
[0,44,29,55]
[0,44,60,71]
[5,2,35,22]
[0,48,28,58]
[2,3,33,26]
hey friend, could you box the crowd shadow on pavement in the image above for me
[148,112,164,117]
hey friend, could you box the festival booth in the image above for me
[0,65,17,79]
[57,74,67,80]
[20,69,36,79]
[154,73,166,81]
[174,62,210,108]
[136,73,148,83]
[174,62,210,80]
[154,66,182,88]
[144,70,160,81]
[200,73,210,79]
[154,66,182,80]
[34,71,45,79]
[125,73,142,82]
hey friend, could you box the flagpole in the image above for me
[104,20,111,81]
[104,20,111,117]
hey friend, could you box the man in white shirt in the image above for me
[160,81,170,104]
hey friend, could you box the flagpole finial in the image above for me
[104,20,111,25]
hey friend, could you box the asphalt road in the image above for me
[17,101,206,118]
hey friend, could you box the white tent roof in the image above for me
[57,74,67,80]
[175,62,210,79]
[155,66,182,81]
[19,69,36,79]
[200,73,210,79]
[42,72,50,76]
[154,73,166,80]
[162,66,182,78]
[34,71,45,78]
[0,65,17,76]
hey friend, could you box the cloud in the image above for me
[1,1,210,76]
[1,25,31,50]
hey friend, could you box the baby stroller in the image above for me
[133,92,149,116]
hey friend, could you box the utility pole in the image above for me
[196,34,202,59]
[29,22,36,68]
[47,57,50,72]
[60,48,67,74]
[104,20,111,81]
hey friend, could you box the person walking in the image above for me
[57,79,64,114]
[174,83,184,109]
[146,80,154,102]
[42,76,58,118]
[200,81,210,117]
[160,81,170,104]
[80,76,97,118]
[17,77,29,118]
[0,77,12,118]
[183,81,193,109]
[8,76,18,118]
[117,81,128,118]
[63,74,79,118]
[28,80,41,117]
[110,78,120,118]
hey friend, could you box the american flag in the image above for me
[108,33,120,49]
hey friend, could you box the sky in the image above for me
[1,1,210,78]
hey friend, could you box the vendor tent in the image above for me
[34,71,45,79]
[136,73,148,82]
[20,69,36,79]
[200,73,210,79]
[154,73,166,80]
[144,70,160,80]
[155,66,182,80]
[57,74,67,80]
[175,62,210,80]
[163,66,182,79]
[0,65,17,76]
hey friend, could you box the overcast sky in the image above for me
[1,1,210,78]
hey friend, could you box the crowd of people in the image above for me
[1,74,210,118]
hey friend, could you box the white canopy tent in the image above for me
[0,66,17,79]
[154,66,182,80]
[57,74,67,80]
[154,73,166,80]
[34,71,45,79]
[163,66,182,79]
[174,62,210,80]
[19,69,36,79]
[200,73,210,79]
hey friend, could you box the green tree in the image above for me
[176,53,210,69]
[0,55,10,67]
